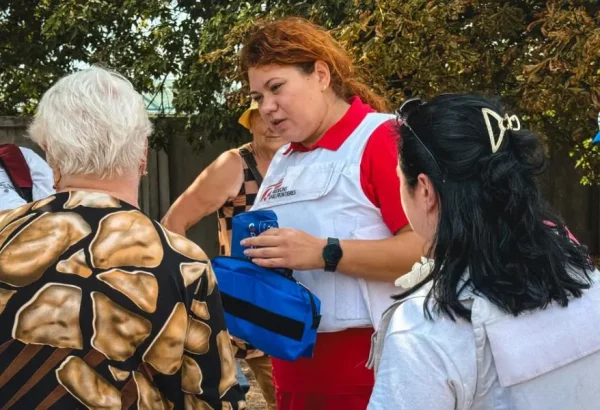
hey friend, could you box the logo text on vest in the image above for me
[260,178,296,201]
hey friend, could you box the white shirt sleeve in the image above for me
[368,331,460,410]
[20,147,55,200]
[368,298,476,410]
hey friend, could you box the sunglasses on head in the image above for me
[397,97,424,120]
[396,97,444,180]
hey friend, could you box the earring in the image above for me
[139,162,148,177]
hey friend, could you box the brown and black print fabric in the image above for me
[0,191,245,409]
[217,143,261,258]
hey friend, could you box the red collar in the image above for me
[285,97,375,154]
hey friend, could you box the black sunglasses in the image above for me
[396,98,445,180]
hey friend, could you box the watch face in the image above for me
[324,243,343,262]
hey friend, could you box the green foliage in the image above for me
[1,0,599,182]
[1,1,180,112]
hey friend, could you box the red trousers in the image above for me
[272,327,374,410]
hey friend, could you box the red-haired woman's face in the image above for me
[248,64,328,145]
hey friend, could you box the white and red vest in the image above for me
[252,113,398,332]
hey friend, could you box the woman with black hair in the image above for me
[368,94,600,410]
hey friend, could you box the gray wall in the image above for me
[0,117,41,153]
[2,116,598,257]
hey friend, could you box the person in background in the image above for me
[0,143,54,211]
[0,66,245,409]
[368,94,600,410]
[162,100,283,410]
[238,17,425,410]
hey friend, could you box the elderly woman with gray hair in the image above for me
[0,66,245,409]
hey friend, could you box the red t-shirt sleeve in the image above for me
[360,120,409,234]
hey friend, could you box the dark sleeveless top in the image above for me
[216,143,263,256]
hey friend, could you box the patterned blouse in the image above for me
[0,191,245,409]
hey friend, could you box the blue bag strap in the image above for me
[221,292,306,341]
[304,285,322,330]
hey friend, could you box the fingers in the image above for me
[239,228,294,270]
[259,228,281,236]
[251,258,289,269]
[240,228,282,247]
[241,236,282,249]
[243,246,282,259]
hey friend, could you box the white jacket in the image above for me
[369,264,600,410]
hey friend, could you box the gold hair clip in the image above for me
[481,108,521,153]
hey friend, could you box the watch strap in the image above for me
[324,237,342,272]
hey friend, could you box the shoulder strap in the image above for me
[0,144,33,202]
[366,299,403,372]
[239,147,264,188]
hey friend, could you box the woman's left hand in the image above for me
[241,228,326,271]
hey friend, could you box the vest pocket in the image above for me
[253,161,344,209]
[333,216,368,320]
[334,275,366,320]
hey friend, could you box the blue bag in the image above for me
[213,210,321,361]
[230,209,278,259]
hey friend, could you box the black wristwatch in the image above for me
[322,237,343,272]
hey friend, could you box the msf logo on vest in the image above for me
[260,178,296,201]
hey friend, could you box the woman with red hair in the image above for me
[239,18,425,409]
